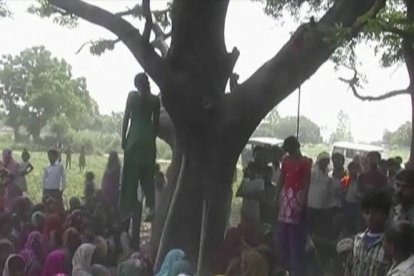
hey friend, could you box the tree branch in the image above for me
[48,0,168,87]
[142,0,152,42]
[338,68,409,101]
[227,0,387,139]
[379,24,414,39]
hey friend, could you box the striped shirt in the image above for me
[345,230,390,276]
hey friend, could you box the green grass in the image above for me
[18,151,108,205]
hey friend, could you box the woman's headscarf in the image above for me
[64,210,83,231]
[117,259,146,276]
[63,227,81,253]
[20,231,47,273]
[0,239,14,273]
[43,213,63,244]
[169,260,193,276]
[156,249,185,276]
[42,250,67,276]
[2,254,24,276]
[72,243,95,276]
[240,250,269,276]
[31,211,45,230]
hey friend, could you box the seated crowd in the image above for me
[0,136,414,276]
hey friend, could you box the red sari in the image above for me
[278,156,311,225]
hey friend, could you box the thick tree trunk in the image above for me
[404,0,414,162]
[152,134,237,275]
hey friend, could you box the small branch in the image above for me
[48,0,167,87]
[339,68,409,101]
[379,24,414,39]
[142,0,152,42]
[75,38,121,55]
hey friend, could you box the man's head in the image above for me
[85,172,95,182]
[270,145,284,165]
[47,149,59,165]
[387,158,399,176]
[134,73,150,95]
[395,169,414,205]
[395,156,403,168]
[384,220,414,259]
[347,161,359,179]
[282,136,300,155]
[253,146,266,164]
[69,197,81,211]
[367,151,381,170]
[361,191,392,233]
[316,152,330,172]
[332,152,345,170]
[2,149,12,164]
[21,150,30,162]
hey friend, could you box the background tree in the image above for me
[330,110,353,142]
[255,113,323,144]
[30,0,386,272]
[384,121,412,147]
[0,46,97,141]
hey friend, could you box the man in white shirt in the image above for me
[42,148,66,209]
[384,221,414,276]
[308,152,331,233]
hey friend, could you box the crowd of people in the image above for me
[226,136,414,276]
[0,135,413,276]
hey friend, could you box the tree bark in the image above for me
[403,0,414,162]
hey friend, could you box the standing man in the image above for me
[120,73,160,247]
[359,151,388,194]
[393,169,414,224]
[65,145,72,170]
[43,148,66,210]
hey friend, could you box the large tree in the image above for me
[29,0,385,273]
[0,46,97,141]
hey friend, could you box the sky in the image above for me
[0,0,411,143]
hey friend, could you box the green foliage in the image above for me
[259,0,333,19]
[330,110,353,143]
[0,46,97,140]
[255,108,323,144]
[384,121,412,147]
[0,1,11,18]
[28,0,78,28]
[49,114,71,141]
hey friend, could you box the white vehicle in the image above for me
[241,137,283,167]
[332,141,385,164]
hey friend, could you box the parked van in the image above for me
[241,137,283,167]
[332,141,385,164]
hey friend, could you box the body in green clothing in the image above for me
[120,73,160,216]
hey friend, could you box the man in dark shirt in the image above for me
[358,151,388,194]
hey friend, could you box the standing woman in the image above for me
[277,136,312,276]
[2,149,21,206]
[79,146,86,173]
[101,152,121,208]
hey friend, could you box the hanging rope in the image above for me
[154,154,187,271]
[196,199,210,276]
[296,85,302,139]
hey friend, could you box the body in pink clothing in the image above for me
[278,156,311,225]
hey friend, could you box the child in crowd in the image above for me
[383,220,414,276]
[17,149,33,195]
[345,191,392,276]
[83,172,97,214]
